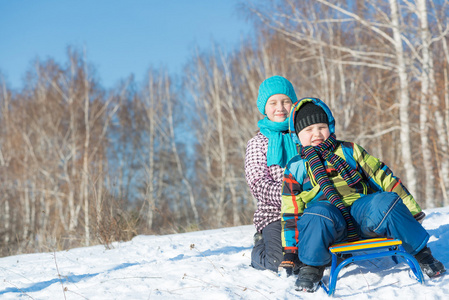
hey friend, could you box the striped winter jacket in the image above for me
[280,98,423,253]
[245,132,286,232]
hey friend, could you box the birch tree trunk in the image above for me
[228,168,241,226]
[212,60,227,226]
[416,0,435,205]
[82,61,91,246]
[145,73,156,229]
[429,0,449,205]
[68,64,80,232]
[164,72,200,226]
[4,200,10,244]
[22,184,30,240]
[389,0,417,195]
[415,0,449,205]
[0,79,11,244]
[441,70,449,206]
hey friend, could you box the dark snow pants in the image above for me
[296,192,430,267]
[251,220,283,272]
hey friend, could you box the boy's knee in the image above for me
[303,202,342,217]
[357,192,405,236]
[299,202,346,237]
[356,192,400,216]
[378,192,402,209]
[297,202,346,265]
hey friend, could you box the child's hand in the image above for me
[279,253,302,276]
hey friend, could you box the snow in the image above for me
[1,207,448,299]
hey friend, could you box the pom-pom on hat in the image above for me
[294,102,329,133]
[257,76,297,115]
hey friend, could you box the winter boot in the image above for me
[253,232,263,244]
[414,246,446,278]
[295,265,325,292]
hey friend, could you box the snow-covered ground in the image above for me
[1,206,448,299]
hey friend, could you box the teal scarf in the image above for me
[258,117,297,167]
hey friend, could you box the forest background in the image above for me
[0,0,448,257]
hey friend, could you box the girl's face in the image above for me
[265,94,292,123]
[297,123,330,146]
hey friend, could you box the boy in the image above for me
[279,98,445,292]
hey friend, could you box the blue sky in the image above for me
[0,0,252,90]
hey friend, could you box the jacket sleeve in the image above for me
[280,161,306,254]
[353,143,422,215]
[245,135,283,209]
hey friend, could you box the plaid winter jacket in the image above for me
[281,141,423,252]
[281,98,423,253]
[245,132,287,232]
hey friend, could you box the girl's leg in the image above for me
[251,220,283,271]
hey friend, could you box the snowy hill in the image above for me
[1,207,448,299]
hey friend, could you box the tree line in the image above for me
[0,0,448,256]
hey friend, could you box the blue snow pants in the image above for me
[251,220,283,272]
[296,192,430,266]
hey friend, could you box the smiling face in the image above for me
[265,94,292,123]
[297,123,330,146]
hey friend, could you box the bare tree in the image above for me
[415,0,436,205]
[245,0,449,201]
[163,72,200,226]
[387,0,417,196]
[0,49,126,253]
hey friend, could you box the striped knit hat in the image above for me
[257,76,297,115]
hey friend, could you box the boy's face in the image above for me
[297,123,330,146]
[265,94,292,122]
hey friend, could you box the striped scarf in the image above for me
[300,134,361,242]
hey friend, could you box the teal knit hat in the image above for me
[257,76,297,115]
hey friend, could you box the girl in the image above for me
[245,75,298,272]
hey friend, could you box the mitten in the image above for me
[414,212,426,224]
[279,253,302,276]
